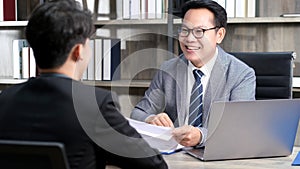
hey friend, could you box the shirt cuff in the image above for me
[196,127,208,147]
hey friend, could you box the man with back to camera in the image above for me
[131,0,256,147]
[0,0,168,168]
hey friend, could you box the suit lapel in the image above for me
[203,47,229,128]
[175,55,189,126]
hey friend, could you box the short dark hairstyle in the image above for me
[181,0,227,29]
[26,0,95,69]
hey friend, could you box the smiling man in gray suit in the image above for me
[131,0,256,147]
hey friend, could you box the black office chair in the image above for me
[0,140,70,169]
[229,52,295,100]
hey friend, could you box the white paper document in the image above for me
[127,118,183,154]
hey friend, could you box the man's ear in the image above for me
[71,44,82,62]
[216,27,226,44]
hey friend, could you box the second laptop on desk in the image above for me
[186,99,300,161]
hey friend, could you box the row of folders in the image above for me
[88,0,257,20]
[213,0,256,18]
[0,0,256,21]
[77,0,169,20]
[80,0,257,20]
[0,0,168,21]
[12,38,121,81]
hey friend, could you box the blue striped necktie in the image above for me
[188,69,204,127]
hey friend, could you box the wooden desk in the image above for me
[105,147,299,169]
[163,146,300,169]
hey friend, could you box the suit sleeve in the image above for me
[130,69,167,122]
[230,66,256,101]
[93,90,168,169]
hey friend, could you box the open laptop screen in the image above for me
[186,99,300,161]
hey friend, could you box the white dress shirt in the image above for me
[186,48,218,144]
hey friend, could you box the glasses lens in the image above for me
[193,28,204,38]
[179,27,189,36]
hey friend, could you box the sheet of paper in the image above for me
[127,118,183,153]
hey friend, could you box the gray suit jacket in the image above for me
[131,46,256,142]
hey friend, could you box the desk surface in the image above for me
[163,146,300,169]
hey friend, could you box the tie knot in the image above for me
[193,69,204,82]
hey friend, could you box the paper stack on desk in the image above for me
[127,118,183,154]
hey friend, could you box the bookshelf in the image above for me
[3,17,300,80]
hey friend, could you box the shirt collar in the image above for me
[188,47,218,77]
[39,73,71,79]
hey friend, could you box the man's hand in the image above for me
[172,125,202,147]
[145,112,174,128]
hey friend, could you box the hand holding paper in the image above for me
[127,118,183,154]
[145,113,174,127]
[172,125,202,147]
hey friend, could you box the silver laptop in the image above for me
[185,99,300,161]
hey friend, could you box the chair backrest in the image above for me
[229,52,295,100]
[0,140,70,169]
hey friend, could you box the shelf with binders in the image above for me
[94,17,300,27]
[94,17,300,26]
[2,14,300,82]
[3,17,300,28]
[2,16,300,27]
[2,16,300,89]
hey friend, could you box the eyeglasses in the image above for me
[178,26,219,38]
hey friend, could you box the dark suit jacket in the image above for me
[0,75,168,169]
